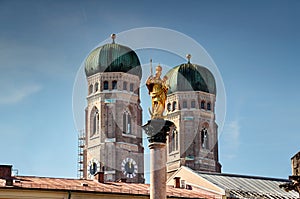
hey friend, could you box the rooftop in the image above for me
[0,175,217,198]
[183,166,298,198]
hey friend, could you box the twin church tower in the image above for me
[81,34,221,183]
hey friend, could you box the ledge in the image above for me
[122,133,136,138]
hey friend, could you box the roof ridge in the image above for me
[196,171,291,182]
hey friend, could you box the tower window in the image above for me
[123,112,132,134]
[207,102,211,111]
[103,81,109,90]
[169,129,178,153]
[127,115,131,134]
[112,80,117,90]
[95,82,99,92]
[106,105,115,138]
[201,101,205,109]
[191,100,196,108]
[130,83,134,92]
[91,107,99,137]
[183,101,187,109]
[174,129,178,151]
[172,101,177,111]
[201,128,209,149]
[89,84,93,94]
[123,82,127,90]
[167,103,171,112]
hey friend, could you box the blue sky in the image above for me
[0,0,299,182]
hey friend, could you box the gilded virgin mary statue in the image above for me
[146,64,168,119]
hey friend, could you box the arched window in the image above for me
[201,101,205,109]
[130,83,134,92]
[89,84,93,94]
[169,128,178,153]
[167,103,171,112]
[207,102,211,111]
[123,81,127,90]
[174,129,178,151]
[112,80,117,90]
[123,113,126,133]
[95,82,99,92]
[127,115,131,134]
[201,128,209,149]
[172,101,177,111]
[169,130,174,152]
[103,81,108,90]
[90,107,99,137]
[106,105,115,138]
[191,100,196,108]
[123,112,132,134]
[182,101,187,109]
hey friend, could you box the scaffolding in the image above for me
[77,129,85,179]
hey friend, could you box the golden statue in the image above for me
[146,63,168,119]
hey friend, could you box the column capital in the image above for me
[142,119,175,143]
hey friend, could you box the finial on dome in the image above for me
[186,54,191,63]
[111,33,116,44]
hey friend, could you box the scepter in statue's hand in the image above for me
[146,59,154,86]
[150,58,153,77]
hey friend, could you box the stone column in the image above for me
[149,142,166,199]
[142,119,174,199]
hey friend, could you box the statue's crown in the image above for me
[156,65,162,71]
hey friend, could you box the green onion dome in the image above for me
[165,54,216,95]
[85,34,142,79]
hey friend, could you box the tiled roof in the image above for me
[0,176,216,198]
[194,171,299,198]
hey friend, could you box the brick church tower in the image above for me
[165,55,222,177]
[82,35,144,183]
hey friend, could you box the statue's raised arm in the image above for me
[146,65,168,119]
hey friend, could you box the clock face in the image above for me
[87,159,100,179]
[121,157,138,178]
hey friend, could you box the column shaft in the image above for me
[149,142,166,199]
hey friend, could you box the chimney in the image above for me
[94,171,104,183]
[174,177,180,188]
[0,165,13,186]
[0,165,12,179]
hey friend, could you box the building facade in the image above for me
[167,166,299,199]
[80,35,222,181]
[0,165,217,199]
